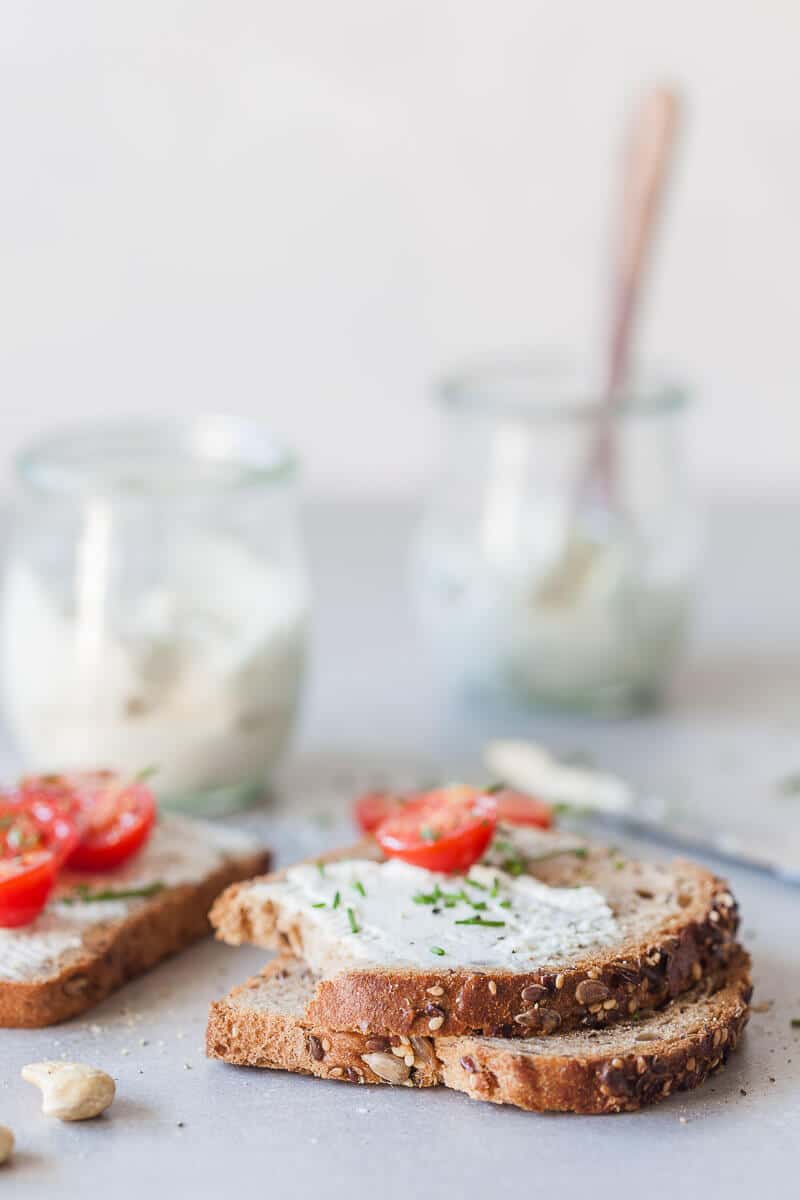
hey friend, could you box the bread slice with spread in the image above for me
[0,815,268,1027]
[210,828,739,1038]
[206,948,752,1114]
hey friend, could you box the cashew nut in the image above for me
[0,1125,13,1164]
[21,1062,115,1121]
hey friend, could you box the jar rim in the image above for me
[15,415,298,496]
[439,352,688,421]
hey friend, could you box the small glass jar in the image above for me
[411,355,697,714]
[1,417,309,813]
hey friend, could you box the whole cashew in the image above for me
[0,1125,13,1164]
[22,1062,115,1122]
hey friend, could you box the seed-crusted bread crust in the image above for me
[0,848,269,1028]
[206,949,752,1114]
[210,838,740,1037]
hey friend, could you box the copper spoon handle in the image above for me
[588,86,681,494]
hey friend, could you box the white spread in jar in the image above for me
[1,535,308,799]
[0,816,259,982]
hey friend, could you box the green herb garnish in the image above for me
[430,946,445,956]
[132,764,160,784]
[352,880,366,897]
[465,876,487,891]
[414,884,443,905]
[332,890,341,909]
[454,915,506,928]
[420,825,441,843]
[484,782,505,795]
[492,837,526,876]
[61,881,165,905]
[498,899,512,909]
[316,861,326,877]
[490,877,500,898]
[312,901,326,908]
[347,907,360,934]
[572,847,589,859]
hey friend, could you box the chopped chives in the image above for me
[430,946,445,956]
[332,890,341,909]
[454,915,505,928]
[465,876,487,891]
[61,881,165,905]
[311,901,326,909]
[352,880,366,897]
[490,877,500,898]
[347,907,360,934]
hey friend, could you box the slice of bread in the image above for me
[210,834,739,1037]
[0,815,268,1028]
[206,948,752,1114]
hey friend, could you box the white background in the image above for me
[0,1,796,498]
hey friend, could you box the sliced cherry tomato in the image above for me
[21,772,156,872]
[0,804,63,927]
[6,786,81,866]
[375,785,497,874]
[0,850,58,927]
[354,791,409,834]
[489,788,552,830]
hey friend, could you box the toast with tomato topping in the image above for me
[0,815,268,1027]
[210,830,739,1038]
[206,948,752,1114]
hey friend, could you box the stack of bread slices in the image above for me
[206,829,751,1114]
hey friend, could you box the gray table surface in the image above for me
[3,498,800,1198]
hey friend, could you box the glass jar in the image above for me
[411,355,697,714]
[1,417,309,813]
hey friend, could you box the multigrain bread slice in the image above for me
[0,815,268,1028]
[210,832,740,1038]
[206,948,752,1114]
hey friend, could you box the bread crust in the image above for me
[210,841,740,1037]
[205,950,752,1114]
[0,848,268,1028]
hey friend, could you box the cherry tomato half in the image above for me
[489,788,552,830]
[0,805,63,927]
[21,772,157,873]
[375,785,497,874]
[0,850,58,928]
[354,791,409,834]
[6,786,81,866]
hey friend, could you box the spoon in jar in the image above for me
[535,85,681,609]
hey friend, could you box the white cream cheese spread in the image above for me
[0,815,258,983]
[250,849,620,970]
[1,544,308,801]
